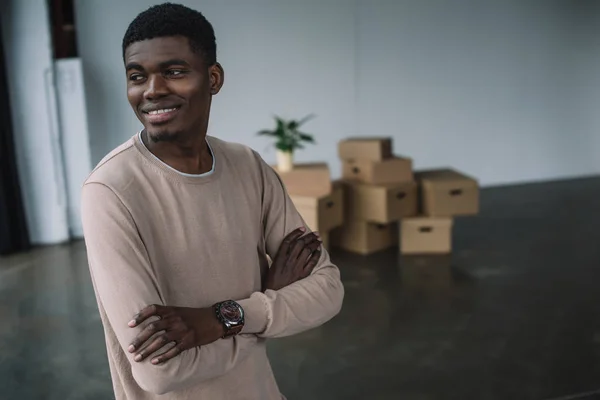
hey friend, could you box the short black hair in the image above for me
[122,2,217,65]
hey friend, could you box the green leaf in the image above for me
[257,129,276,136]
[259,114,317,152]
[275,116,285,134]
[297,114,316,127]
[298,133,315,143]
[275,142,293,152]
[274,126,286,138]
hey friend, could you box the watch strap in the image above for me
[222,324,243,338]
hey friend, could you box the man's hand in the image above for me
[127,305,223,365]
[126,227,321,364]
[264,227,322,291]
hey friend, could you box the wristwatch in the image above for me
[213,300,245,338]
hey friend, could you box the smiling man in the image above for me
[80,3,344,400]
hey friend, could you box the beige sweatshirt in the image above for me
[80,133,344,399]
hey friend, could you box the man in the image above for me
[81,3,344,399]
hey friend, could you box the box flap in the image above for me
[402,217,453,228]
[393,155,412,162]
[344,155,411,165]
[416,168,477,187]
[286,162,329,171]
[290,195,319,207]
[340,136,392,143]
[338,137,393,162]
[340,179,386,194]
[375,180,416,191]
[273,162,331,197]
[291,181,342,204]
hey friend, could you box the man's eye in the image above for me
[129,74,145,82]
[166,69,185,77]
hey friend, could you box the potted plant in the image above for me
[257,114,316,172]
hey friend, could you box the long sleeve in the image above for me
[237,153,345,338]
[81,182,259,395]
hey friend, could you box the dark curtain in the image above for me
[0,19,30,255]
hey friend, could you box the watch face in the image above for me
[219,301,243,324]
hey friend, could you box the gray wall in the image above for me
[1,0,71,244]
[75,0,600,186]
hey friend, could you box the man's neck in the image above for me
[142,130,213,175]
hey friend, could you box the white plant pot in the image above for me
[276,150,294,172]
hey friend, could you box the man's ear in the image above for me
[209,63,224,95]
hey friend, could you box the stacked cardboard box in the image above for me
[399,168,479,255]
[274,163,344,250]
[331,137,418,255]
[273,140,479,256]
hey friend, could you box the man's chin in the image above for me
[146,127,181,143]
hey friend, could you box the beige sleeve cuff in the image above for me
[238,293,270,335]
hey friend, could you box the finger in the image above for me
[134,331,179,362]
[297,235,321,261]
[302,248,321,277]
[128,319,171,353]
[288,233,320,260]
[129,304,164,327]
[287,233,317,260]
[301,231,320,243]
[297,246,313,264]
[288,236,308,260]
[151,341,185,365]
[303,236,322,253]
[278,227,306,256]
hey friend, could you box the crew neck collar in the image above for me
[133,130,221,185]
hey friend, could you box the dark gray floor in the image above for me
[2,176,600,400]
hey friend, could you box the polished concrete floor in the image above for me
[2,176,600,400]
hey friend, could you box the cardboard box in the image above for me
[338,137,393,162]
[416,168,479,217]
[331,220,397,255]
[321,231,330,251]
[399,217,453,255]
[342,156,413,185]
[290,182,344,233]
[343,180,418,224]
[274,163,331,197]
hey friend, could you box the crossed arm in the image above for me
[81,160,344,395]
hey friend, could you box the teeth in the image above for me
[148,108,176,115]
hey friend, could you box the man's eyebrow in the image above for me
[125,62,143,72]
[159,59,191,69]
[125,59,191,72]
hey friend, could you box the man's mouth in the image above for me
[142,106,181,124]
[147,107,178,115]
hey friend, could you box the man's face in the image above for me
[124,36,221,143]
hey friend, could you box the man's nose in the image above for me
[144,75,169,100]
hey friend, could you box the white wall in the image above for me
[357,0,598,186]
[75,0,600,187]
[1,0,70,244]
[575,1,600,175]
[74,0,356,174]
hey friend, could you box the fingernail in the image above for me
[315,232,321,237]
[128,345,135,352]
[134,354,142,362]
[152,358,159,364]
[299,227,306,232]
[128,320,136,327]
